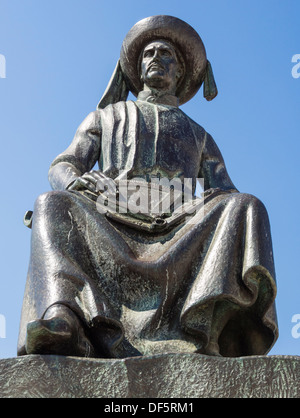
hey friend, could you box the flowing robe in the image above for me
[18,99,278,357]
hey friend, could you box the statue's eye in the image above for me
[144,50,153,58]
[162,50,171,57]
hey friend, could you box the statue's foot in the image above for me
[203,341,222,357]
[25,305,95,357]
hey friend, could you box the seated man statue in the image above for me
[18,15,278,358]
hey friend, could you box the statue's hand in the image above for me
[203,187,222,197]
[203,187,238,197]
[67,170,116,195]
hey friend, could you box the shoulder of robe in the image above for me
[179,110,207,141]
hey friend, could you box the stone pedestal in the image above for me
[0,353,299,398]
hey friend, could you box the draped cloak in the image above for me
[17,98,278,357]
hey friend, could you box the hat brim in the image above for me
[120,15,207,105]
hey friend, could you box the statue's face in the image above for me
[140,40,183,93]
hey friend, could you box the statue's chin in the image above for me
[144,73,169,90]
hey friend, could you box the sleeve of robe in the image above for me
[48,111,102,191]
[199,131,238,193]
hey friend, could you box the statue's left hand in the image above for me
[203,187,238,197]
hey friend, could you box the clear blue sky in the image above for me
[0,0,299,358]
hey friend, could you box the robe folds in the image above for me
[18,99,278,357]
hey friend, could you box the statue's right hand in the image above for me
[67,170,116,195]
[67,176,94,192]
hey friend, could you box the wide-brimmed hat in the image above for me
[98,15,217,109]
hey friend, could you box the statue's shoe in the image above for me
[202,341,222,357]
[25,313,95,357]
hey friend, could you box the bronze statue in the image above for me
[18,15,278,358]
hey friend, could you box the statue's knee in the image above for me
[34,191,70,212]
[230,193,267,215]
[242,193,265,208]
[32,191,74,227]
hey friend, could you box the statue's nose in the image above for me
[152,50,161,60]
[151,53,163,65]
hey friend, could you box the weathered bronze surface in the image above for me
[18,15,278,358]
